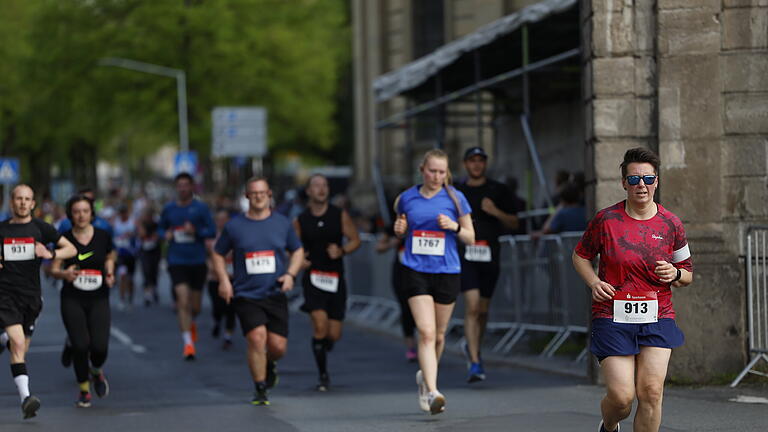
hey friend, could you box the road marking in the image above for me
[110,326,147,354]
[729,395,768,404]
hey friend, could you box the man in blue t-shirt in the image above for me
[158,173,215,361]
[212,177,303,406]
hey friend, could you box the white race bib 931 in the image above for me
[74,269,103,291]
[411,230,445,256]
[245,250,276,275]
[613,291,658,324]
[3,237,35,261]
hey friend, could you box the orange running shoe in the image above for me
[183,343,196,361]
[190,322,198,343]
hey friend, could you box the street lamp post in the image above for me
[99,57,189,152]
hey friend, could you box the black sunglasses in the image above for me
[626,175,657,186]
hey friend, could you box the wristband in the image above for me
[672,268,682,282]
[455,224,461,234]
[50,248,56,260]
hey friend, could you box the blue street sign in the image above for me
[174,151,198,176]
[0,158,20,184]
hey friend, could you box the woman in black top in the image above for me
[51,195,116,408]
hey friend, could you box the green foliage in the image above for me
[0,0,350,185]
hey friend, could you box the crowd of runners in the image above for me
[0,147,692,432]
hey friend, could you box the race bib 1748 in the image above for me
[613,291,659,324]
[3,237,35,261]
[73,269,103,291]
[411,230,445,256]
[245,250,276,275]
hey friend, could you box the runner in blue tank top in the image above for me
[394,149,475,415]
[158,173,215,360]
[212,177,304,406]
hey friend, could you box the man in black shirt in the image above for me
[0,184,76,419]
[293,174,360,391]
[456,148,518,383]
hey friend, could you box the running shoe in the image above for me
[190,322,198,343]
[21,395,40,419]
[183,343,196,361]
[598,421,620,432]
[427,391,446,415]
[415,370,429,412]
[76,391,92,408]
[91,371,110,398]
[405,347,417,362]
[252,383,269,406]
[266,360,279,389]
[316,373,330,392]
[61,340,72,368]
[467,362,486,383]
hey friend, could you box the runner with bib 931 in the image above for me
[394,149,475,415]
[572,148,693,432]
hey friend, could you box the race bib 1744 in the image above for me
[411,230,445,256]
[464,241,491,262]
[310,270,340,293]
[3,237,35,261]
[613,291,659,324]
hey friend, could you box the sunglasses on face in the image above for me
[626,175,657,186]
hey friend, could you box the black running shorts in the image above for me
[300,272,347,321]
[168,264,207,291]
[0,290,42,336]
[459,259,501,299]
[233,294,289,337]
[402,266,460,305]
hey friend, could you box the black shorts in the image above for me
[233,294,289,337]
[168,264,207,291]
[300,272,347,321]
[460,259,501,299]
[402,266,460,305]
[0,291,42,336]
[117,254,136,276]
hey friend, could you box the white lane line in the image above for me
[110,326,147,354]
[729,395,768,404]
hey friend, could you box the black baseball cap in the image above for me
[463,146,488,160]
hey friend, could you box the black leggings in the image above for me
[207,281,236,331]
[140,248,161,287]
[60,295,111,383]
[392,262,415,338]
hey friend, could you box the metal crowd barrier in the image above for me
[343,231,591,364]
[731,226,768,387]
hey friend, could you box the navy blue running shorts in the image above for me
[590,318,684,362]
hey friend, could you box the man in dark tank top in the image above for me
[293,174,360,392]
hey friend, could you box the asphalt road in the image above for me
[0,272,766,431]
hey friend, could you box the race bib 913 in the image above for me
[613,291,658,324]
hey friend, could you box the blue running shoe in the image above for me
[467,362,486,383]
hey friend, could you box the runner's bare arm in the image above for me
[437,213,475,245]
[572,251,615,302]
[481,197,518,230]
[105,250,117,287]
[212,251,233,303]
[54,236,77,260]
[278,246,305,292]
[340,210,361,255]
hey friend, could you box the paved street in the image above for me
[0,273,766,431]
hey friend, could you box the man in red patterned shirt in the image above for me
[572,148,693,432]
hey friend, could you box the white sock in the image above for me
[0,332,8,346]
[182,331,193,345]
[14,375,30,402]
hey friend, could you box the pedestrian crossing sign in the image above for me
[0,158,20,184]
[174,151,198,176]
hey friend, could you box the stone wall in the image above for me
[584,0,768,382]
